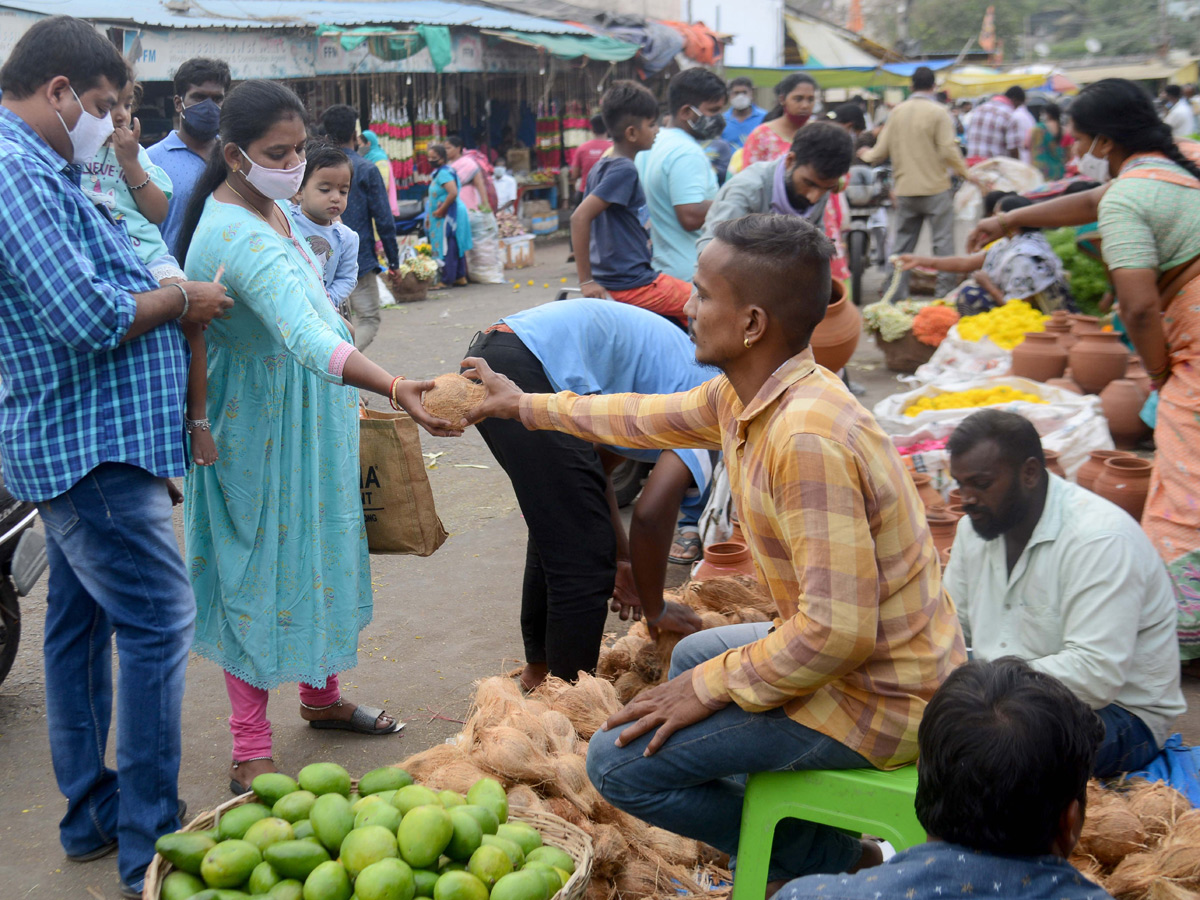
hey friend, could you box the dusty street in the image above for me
[1,240,1197,899]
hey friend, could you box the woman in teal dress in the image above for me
[177,81,459,793]
[427,143,473,287]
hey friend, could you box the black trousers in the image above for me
[469,329,615,679]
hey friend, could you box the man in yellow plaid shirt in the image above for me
[464,213,965,882]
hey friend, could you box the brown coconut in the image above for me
[632,641,664,683]
[506,783,548,813]
[627,620,651,642]
[463,676,527,742]
[584,877,616,900]
[1069,853,1105,886]
[597,646,633,680]
[592,823,632,878]
[685,575,772,615]
[1167,810,1200,849]
[1147,880,1200,900]
[699,611,731,630]
[547,674,621,739]
[546,753,603,815]
[644,826,701,866]
[1127,782,1191,840]
[397,743,471,783]
[475,725,556,786]
[499,710,551,753]
[424,758,493,795]
[1153,844,1200,881]
[1079,804,1147,866]
[423,373,485,423]
[614,670,651,704]
[1106,852,1163,900]
[728,607,771,624]
[545,795,589,828]
[540,709,579,755]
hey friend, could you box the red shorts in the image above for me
[608,273,692,325]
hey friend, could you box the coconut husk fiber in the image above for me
[535,673,621,740]
[1125,781,1192,840]
[422,373,485,423]
[1078,804,1147,866]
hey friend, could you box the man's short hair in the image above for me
[729,76,755,91]
[791,121,855,181]
[912,66,936,92]
[1166,84,1183,101]
[173,57,231,98]
[0,16,128,101]
[668,67,728,116]
[590,114,607,135]
[321,104,360,145]
[1005,85,1026,105]
[916,658,1103,856]
[947,409,1044,470]
[828,103,866,133]
[711,214,834,351]
[600,80,659,138]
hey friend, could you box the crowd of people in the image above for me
[0,12,1197,900]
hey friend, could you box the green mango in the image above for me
[297,763,352,797]
[358,767,413,796]
[218,803,273,841]
[273,791,318,824]
[161,870,207,900]
[263,839,331,880]
[397,805,453,869]
[200,839,262,889]
[310,793,355,854]
[155,831,217,876]
[251,773,300,808]
[301,860,352,900]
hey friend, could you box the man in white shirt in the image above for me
[1163,84,1197,139]
[943,410,1186,777]
[1012,101,1036,166]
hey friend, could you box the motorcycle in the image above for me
[843,162,892,306]
[0,467,47,687]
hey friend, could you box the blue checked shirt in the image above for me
[0,107,189,502]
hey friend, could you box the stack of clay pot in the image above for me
[1092,456,1154,520]
[693,541,757,581]
[1067,326,1128,394]
[1100,378,1152,449]
[1076,449,1135,491]
[1011,332,1068,382]
[1042,449,1067,478]
[811,280,861,373]
[1043,311,1073,348]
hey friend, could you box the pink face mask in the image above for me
[239,147,306,200]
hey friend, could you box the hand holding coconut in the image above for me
[460,357,526,424]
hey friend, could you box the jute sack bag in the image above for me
[359,407,447,555]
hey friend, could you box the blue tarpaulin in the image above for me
[1128,734,1200,807]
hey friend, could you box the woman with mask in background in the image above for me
[969,78,1200,669]
[176,80,460,793]
[739,73,819,168]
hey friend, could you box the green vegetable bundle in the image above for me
[1047,227,1109,316]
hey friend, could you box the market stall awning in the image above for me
[315,24,453,70]
[481,28,638,61]
[724,60,953,92]
[942,66,1054,99]
[784,13,878,67]
[1061,58,1198,86]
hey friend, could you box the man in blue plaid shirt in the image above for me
[0,17,231,898]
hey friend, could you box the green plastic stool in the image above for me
[730,765,924,900]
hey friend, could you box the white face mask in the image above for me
[239,147,306,200]
[56,87,115,165]
[730,93,753,111]
[1077,138,1111,184]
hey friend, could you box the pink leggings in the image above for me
[224,671,340,760]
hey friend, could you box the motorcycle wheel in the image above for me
[849,230,869,306]
[0,579,19,687]
[611,459,653,508]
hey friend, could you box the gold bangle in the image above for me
[997,211,1014,237]
[389,375,405,411]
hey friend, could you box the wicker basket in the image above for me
[387,270,432,303]
[875,331,936,374]
[142,783,594,900]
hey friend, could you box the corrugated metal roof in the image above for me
[0,0,590,33]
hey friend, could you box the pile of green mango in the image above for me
[154,764,577,900]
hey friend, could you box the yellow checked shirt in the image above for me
[520,351,966,769]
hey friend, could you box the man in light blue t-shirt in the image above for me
[636,68,726,282]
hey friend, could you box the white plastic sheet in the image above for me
[903,323,1012,388]
[466,210,505,285]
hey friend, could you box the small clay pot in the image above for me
[1042,449,1066,478]
[1068,332,1129,394]
[1045,376,1082,394]
[1076,449,1135,492]
[1126,356,1152,397]
[693,541,757,581]
[946,488,963,507]
[1069,314,1102,336]
[1100,378,1151,450]
[1011,332,1068,382]
[909,471,944,510]
[926,509,960,555]
[1093,457,1154,521]
[810,281,862,373]
[945,503,967,519]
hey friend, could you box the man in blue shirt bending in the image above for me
[777,658,1111,900]
[0,17,231,898]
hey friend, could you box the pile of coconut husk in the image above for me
[395,672,731,900]
[1071,780,1198,898]
[596,575,774,703]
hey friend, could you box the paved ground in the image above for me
[1,240,1197,899]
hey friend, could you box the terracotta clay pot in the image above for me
[1093,457,1154,521]
[1043,319,1073,348]
[946,488,962,507]
[1045,376,1082,394]
[1068,332,1129,394]
[926,509,960,556]
[693,541,757,581]
[1100,378,1151,450]
[1069,314,1102,336]
[811,282,862,373]
[1126,356,1152,397]
[1011,332,1068,382]
[1076,449,1135,492]
[909,472,944,510]
[875,331,936,375]
[1043,449,1066,478]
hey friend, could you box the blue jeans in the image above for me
[586,624,872,880]
[37,464,194,889]
[1094,704,1159,777]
